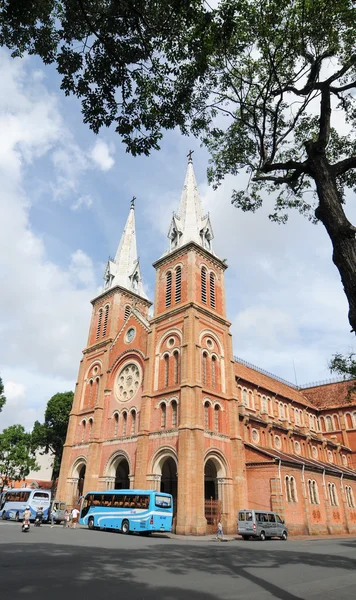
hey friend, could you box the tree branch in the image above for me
[332,156,356,176]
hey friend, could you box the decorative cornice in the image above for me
[107,348,146,373]
[153,241,227,272]
[91,284,152,307]
[151,301,231,327]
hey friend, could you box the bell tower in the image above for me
[148,154,244,534]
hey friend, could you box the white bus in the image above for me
[0,488,52,522]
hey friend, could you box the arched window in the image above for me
[94,377,100,405]
[173,351,180,385]
[204,401,210,430]
[261,396,267,413]
[124,305,131,321]
[214,405,220,432]
[81,420,86,442]
[172,400,178,427]
[202,352,208,386]
[346,485,355,508]
[201,267,207,303]
[352,412,356,428]
[308,479,319,505]
[88,418,93,441]
[102,304,110,337]
[166,271,172,307]
[285,476,297,503]
[96,309,103,340]
[211,356,216,389]
[114,413,119,437]
[122,412,127,436]
[242,389,248,407]
[325,416,333,431]
[328,482,338,506]
[175,266,182,303]
[164,354,169,387]
[333,414,340,430]
[88,380,93,407]
[209,272,216,308]
[131,410,136,434]
[161,403,167,428]
[279,403,285,419]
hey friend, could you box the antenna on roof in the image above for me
[293,360,299,388]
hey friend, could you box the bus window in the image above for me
[155,495,172,508]
[246,512,253,521]
[238,512,245,521]
[33,492,50,500]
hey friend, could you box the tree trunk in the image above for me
[306,144,356,334]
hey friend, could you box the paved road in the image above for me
[1,521,356,600]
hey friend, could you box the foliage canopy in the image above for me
[0,376,5,413]
[32,391,73,480]
[1,0,356,331]
[0,424,39,486]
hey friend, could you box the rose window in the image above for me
[115,363,141,402]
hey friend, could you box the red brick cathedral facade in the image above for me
[57,158,356,535]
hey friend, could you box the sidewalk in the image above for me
[164,532,356,542]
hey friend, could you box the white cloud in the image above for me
[90,139,115,171]
[71,194,94,211]
[0,51,97,431]
[4,382,26,401]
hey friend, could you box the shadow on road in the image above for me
[1,537,356,600]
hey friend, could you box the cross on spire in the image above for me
[131,196,136,208]
[187,149,194,163]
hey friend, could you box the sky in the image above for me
[0,49,355,432]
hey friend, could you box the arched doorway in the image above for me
[204,456,225,532]
[114,459,130,489]
[160,457,178,506]
[77,464,86,498]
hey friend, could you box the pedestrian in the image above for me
[71,507,80,529]
[50,506,57,528]
[63,509,69,528]
[215,521,224,541]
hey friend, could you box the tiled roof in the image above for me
[245,442,356,478]
[302,380,356,409]
[234,361,313,408]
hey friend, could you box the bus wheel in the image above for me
[281,531,288,541]
[259,531,266,541]
[15,512,20,522]
[1,511,6,520]
[88,517,95,530]
[121,520,130,535]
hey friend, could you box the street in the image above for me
[1,521,356,600]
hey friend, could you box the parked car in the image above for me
[237,509,288,540]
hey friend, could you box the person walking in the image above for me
[50,506,57,528]
[70,507,80,529]
[63,509,69,528]
[215,521,224,541]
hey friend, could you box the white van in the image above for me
[237,509,288,540]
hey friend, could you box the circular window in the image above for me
[294,441,301,455]
[125,328,136,343]
[312,446,318,459]
[206,338,213,349]
[251,429,260,444]
[115,362,141,402]
[327,450,334,463]
[167,337,175,347]
[274,435,281,449]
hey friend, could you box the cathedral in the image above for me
[56,156,356,535]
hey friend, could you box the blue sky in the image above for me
[0,49,355,431]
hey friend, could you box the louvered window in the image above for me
[124,305,130,321]
[202,352,207,386]
[161,403,167,428]
[212,356,216,389]
[210,273,216,308]
[175,266,182,303]
[172,401,178,427]
[102,304,110,337]
[174,351,179,384]
[201,268,207,303]
[164,355,169,387]
[96,309,103,339]
[131,410,136,434]
[214,406,220,432]
[166,271,172,307]
[122,412,127,436]
[204,402,210,429]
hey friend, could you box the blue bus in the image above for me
[80,489,173,535]
[0,488,51,522]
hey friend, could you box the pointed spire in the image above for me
[102,198,147,298]
[166,154,214,254]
